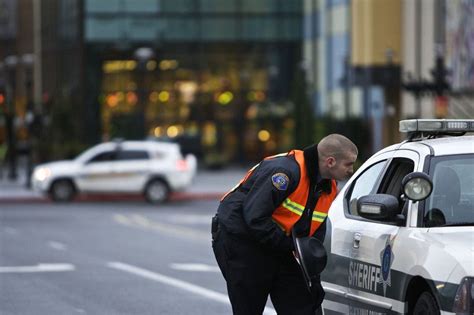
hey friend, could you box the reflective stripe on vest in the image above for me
[271,150,337,236]
[281,198,328,222]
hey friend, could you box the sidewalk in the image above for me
[0,167,247,203]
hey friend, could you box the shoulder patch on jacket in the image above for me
[272,173,289,190]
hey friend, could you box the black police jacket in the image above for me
[216,144,332,254]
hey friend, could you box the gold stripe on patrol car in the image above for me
[82,172,142,179]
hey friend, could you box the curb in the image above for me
[0,192,224,204]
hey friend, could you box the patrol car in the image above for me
[321,119,474,315]
[31,140,197,203]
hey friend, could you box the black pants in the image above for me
[212,227,320,315]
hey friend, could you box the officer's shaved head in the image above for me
[318,134,358,160]
[317,134,358,180]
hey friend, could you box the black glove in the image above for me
[309,276,325,307]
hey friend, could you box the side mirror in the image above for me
[357,194,400,221]
[402,172,433,201]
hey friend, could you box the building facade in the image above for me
[304,0,402,155]
[1,0,304,165]
[402,0,474,120]
[83,0,303,163]
[304,0,472,157]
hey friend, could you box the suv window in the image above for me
[116,150,149,161]
[87,151,116,163]
[424,154,474,227]
[346,160,387,216]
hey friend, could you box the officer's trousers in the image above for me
[212,226,320,315]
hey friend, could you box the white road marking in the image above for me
[113,214,134,226]
[4,227,18,235]
[48,241,67,251]
[169,263,220,272]
[115,214,209,242]
[107,261,276,315]
[0,263,75,273]
[131,214,152,228]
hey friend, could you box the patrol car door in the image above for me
[76,149,117,192]
[347,152,417,314]
[323,150,418,314]
[110,149,151,192]
[323,153,389,313]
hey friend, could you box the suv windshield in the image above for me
[424,154,474,227]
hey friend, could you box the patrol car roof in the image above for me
[409,135,474,156]
[377,135,474,157]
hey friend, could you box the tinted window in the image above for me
[424,154,474,227]
[116,150,149,161]
[346,160,387,216]
[87,151,116,163]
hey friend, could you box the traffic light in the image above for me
[403,56,451,97]
[431,56,450,96]
[0,87,5,114]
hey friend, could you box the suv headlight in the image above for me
[33,167,51,181]
[453,277,474,314]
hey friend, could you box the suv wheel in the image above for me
[145,179,170,204]
[413,291,439,315]
[50,179,76,202]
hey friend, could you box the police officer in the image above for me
[212,134,358,315]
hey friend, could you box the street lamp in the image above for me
[22,53,35,188]
[0,61,5,179]
[4,55,18,180]
[133,47,154,139]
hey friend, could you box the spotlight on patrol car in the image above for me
[402,172,433,201]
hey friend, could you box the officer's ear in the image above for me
[326,156,336,168]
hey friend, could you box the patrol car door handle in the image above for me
[353,232,361,248]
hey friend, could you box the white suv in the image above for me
[32,140,197,203]
[321,119,474,315]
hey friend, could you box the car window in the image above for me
[346,160,387,216]
[86,151,116,163]
[424,154,474,227]
[378,158,414,215]
[116,150,149,161]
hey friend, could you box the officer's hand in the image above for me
[310,278,325,307]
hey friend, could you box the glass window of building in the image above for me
[124,0,159,13]
[86,0,303,163]
[160,0,195,13]
[241,0,278,13]
[199,0,237,12]
[201,18,237,41]
[86,0,121,13]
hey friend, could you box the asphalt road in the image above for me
[0,200,252,315]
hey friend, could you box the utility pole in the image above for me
[33,0,42,114]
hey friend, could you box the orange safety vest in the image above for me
[222,150,337,236]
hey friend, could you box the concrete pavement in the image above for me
[0,166,247,203]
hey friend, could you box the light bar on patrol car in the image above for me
[399,119,474,133]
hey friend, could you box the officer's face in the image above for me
[327,152,357,181]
